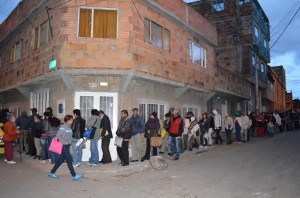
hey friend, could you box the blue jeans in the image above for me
[47,136,59,164]
[51,145,76,177]
[169,136,181,158]
[89,139,99,165]
[40,136,48,160]
[72,141,83,165]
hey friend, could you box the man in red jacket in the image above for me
[169,109,184,160]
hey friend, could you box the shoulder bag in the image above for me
[48,137,63,155]
[83,119,97,139]
[150,131,162,148]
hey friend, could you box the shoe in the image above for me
[73,164,79,168]
[130,160,138,162]
[168,152,175,157]
[33,156,38,159]
[99,160,104,164]
[102,161,111,164]
[72,174,81,181]
[40,160,47,164]
[7,161,16,164]
[199,146,204,149]
[4,159,7,162]
[91,164,99,167]
[141,157,149,162]
[170,156,179,160]
[159,152,164,154]
[121,164,129,166]
[48,173,59,179]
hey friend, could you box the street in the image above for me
[0,131,299,198]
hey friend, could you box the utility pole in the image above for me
[254,45,259,113]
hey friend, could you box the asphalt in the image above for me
[0,131,299,198]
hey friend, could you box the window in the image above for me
[11,40,22,63]
[254,25,259,38]
[183,106,199,120]
[263,38,268,49]
[189,41,206,67]
[212,0,224,12]
[260,63,265,73]
[78,8,117,38]
[144,18,170,51]
[80,96,94,121]
[239,0,250,5]
[34,17,53,49]
[30,89,50,114]
[139,102,166,122]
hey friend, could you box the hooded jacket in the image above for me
[213,110,222,129]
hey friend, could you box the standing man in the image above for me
[71,109,86,167]
[130,108,145,162]
[273,110,282,134]
[240,112,250,142]
[116,110,131,166]
[99,110,113,164]
[16,111,29,154]
[212,110,223,145]
[28,108,37,156]
[169,109,183,160]
[87,109,101,167]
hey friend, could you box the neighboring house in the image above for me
[190,0,271,114]
[270,66,286,112]
[0,0,218,160]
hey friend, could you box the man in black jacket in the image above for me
[99,110,113,164]
[71,109,86,167]
[16,111,29,154]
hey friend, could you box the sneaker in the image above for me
[73,164,79,168]
[7,161,16,164]
[199,145,204,149]
[72,174,81,181]
[48,173,59,179]
[4,159,7,162]
[91,164,99,167]
[40,160,47,164]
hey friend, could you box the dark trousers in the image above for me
[117,140,129,165]
[215,128,223,144]
[101,138,112,163]
[225,129,232,144]
[247,129,250,142]
[51,145,76,177]
[28,134,36,156]
[183,134,194,150]
[143,138,157,159]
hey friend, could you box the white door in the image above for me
[74,92,118,161]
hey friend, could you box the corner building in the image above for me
[0,0,217,160]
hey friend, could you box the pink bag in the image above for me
[48,137,63,155]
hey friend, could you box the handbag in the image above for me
[83,127,96,139]
[150,131,162,148]
[48,137,63,155]
[114,136,123,147]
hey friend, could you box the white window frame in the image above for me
[189,41,207,68]
[183,105,200,120]
[30,88,50,114]
[212,0,224,12]
[138,100,167,121]
[77,7,119,39]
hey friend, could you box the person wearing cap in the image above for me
[16,111,29,154]
[169,109,184,160]
[141,112,160,161]
[28,108,38,156]
[130,108,145,162]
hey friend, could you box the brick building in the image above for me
[286,92,293,111]
[270,67,286,112]
[190,0,270,113]
[0,0,222,160]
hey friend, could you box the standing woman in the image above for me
[142,112,160,161]
[86,109,101,167]
[48,115,81,181]
[234,113,242,144]
[159,113,171,154]
[199,113,209,149]
[3,115,19,164]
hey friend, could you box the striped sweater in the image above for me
[56,123,73,145]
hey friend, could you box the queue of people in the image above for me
[0,106,297,181]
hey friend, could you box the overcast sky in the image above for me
[1,0,300,98]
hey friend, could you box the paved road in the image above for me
[0,131,299,198]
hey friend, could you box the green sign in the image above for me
[49,60,56,69]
